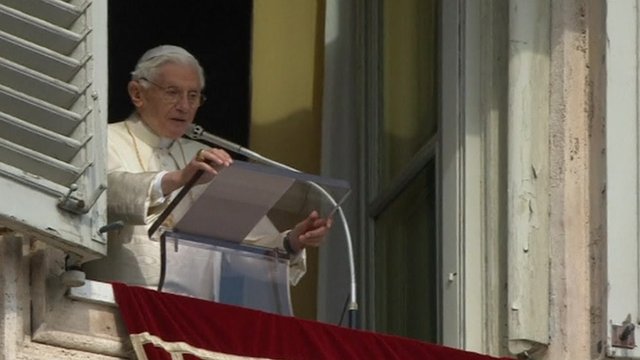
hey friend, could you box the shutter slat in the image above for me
[0,30,84,81]
[0,0,85,28]
[0,84,86,135]
[0,161,68,197]
[0,3,86,55]
[0,137,88,186]
[0,112,87,162]
[0,57,82,108]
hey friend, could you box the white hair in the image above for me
[130,45,205,89]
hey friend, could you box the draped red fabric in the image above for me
[113,283,511,360]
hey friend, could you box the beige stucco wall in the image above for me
[545,0,607,359]
[250,0,325,320]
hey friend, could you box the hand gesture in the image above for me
[287,210,333,253]
[190,147,233,184]
[162,147,233,195]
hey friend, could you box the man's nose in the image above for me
[174,93,191,111]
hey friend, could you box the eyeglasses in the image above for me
[139,77,206,108]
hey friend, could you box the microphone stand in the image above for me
[186,124,358,328]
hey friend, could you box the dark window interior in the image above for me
[108,1,253,146]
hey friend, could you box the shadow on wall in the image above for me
[249,108,323,321]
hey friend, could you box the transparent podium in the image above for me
[150,160,350,316]
[159,230,294,315]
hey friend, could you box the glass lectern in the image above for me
[150,160,350,316]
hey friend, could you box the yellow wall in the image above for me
[250,0,325,319]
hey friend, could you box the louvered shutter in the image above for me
[0,0,108,260]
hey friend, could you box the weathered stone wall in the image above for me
[546,0,606,359]
[0,233,130,360]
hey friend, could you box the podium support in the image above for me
[159,230,293,316]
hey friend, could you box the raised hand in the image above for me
[287,210,333,253]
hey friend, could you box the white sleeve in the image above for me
[150,171,169,206]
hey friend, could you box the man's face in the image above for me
[133,62,202,139]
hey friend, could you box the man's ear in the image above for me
[128,81,144,108]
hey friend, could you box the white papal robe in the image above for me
[83,114,306,288]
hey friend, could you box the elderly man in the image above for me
[83,45,330,288]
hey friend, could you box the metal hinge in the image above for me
[58,183,106,215]
[612,318,636,349]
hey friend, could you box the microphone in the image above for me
[186,124,297,172]
[185,123,359,328]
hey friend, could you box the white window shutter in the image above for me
[0,0,108,260]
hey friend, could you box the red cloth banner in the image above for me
[113,283,510,360]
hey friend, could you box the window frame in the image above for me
[605,0,640,357]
